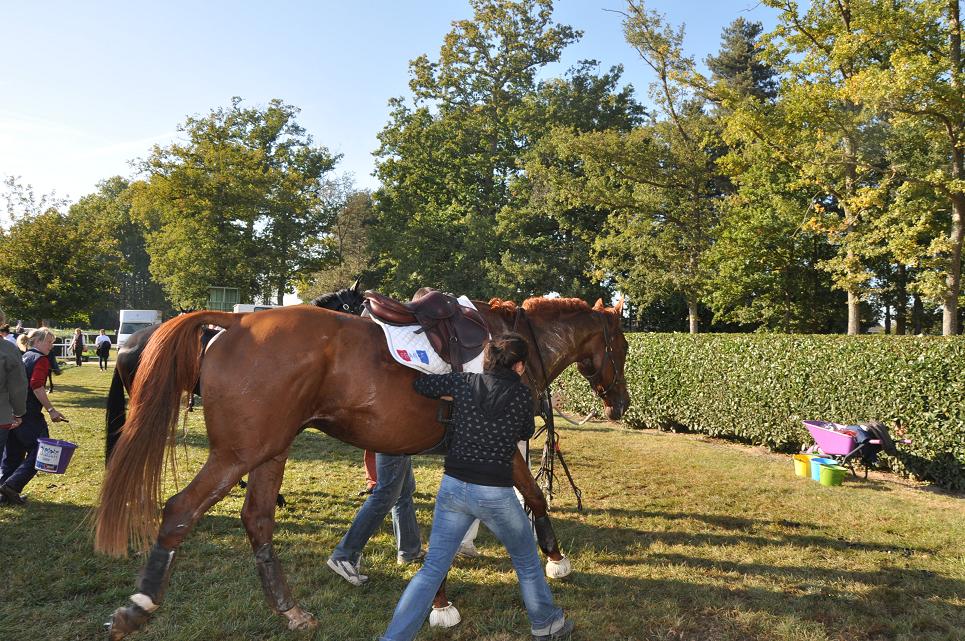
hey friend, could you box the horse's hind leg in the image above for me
[512,450,572,578]
[242,452,318,631]
[107,454,248,640]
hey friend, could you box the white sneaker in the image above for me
[456,542,481,558]
[326,555,368,586]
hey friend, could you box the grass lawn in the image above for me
[0,364,962,641]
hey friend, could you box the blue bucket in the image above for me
[34,438,78,474]
[809,457,836,481]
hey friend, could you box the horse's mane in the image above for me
[487,296,595,318]
[310,290,346,308]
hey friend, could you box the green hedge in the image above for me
[555,333,965,491]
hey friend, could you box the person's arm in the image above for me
[28,358,66,422]
[413,372,456,399]
[32,386,66,422]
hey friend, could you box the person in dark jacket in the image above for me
[70,328,84,367]
[0,328,68,504]
[379,333,574,641]
[0,309,28,505]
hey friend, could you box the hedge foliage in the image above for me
[555,333,965,491]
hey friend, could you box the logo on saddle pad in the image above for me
[397,349,430,364]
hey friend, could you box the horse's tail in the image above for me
[105,367,126,465]
[94,311,240,557]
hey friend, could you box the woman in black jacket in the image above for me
[379,333,573,641]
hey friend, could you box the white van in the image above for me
[117,309,162,348]
[232,304,279,313]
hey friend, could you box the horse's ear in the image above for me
[351,277,362,293]
[593,298,605,311]
[614,295,624,316]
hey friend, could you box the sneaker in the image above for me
[0,484,25,506]
[397,549,426,565]
[326,555,368,586]
[532,618,574,641]
[456,542,481,558]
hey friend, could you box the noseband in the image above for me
[581,313,624,401]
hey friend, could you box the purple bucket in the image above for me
[34,437,78,474]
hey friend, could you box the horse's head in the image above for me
[576,297,630,420]
[312,278,366,316]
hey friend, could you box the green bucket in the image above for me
[819,464,847,487]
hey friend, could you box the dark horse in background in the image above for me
[95,295,629,639]
[104,280,366,460]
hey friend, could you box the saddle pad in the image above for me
[370,296,485,375]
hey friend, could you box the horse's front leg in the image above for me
[242,451,318,631]
[512,450,572,578]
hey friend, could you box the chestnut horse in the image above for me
[94,296,629,639]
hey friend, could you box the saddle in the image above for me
[363,290,489,372]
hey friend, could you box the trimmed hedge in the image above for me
[555,333,965,491]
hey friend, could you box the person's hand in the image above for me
[10,416,22,428]
[440,395,453,401]
[49,409,68,422]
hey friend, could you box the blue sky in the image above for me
[0,1,776,203]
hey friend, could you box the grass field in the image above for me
[0,364,962,641]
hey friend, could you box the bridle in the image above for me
[580,313,625,401]
[334,289,365,315]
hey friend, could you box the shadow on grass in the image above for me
[552,507,934,555]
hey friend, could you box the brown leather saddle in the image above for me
[363,290,490,372]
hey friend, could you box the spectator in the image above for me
[0,327,68,505]
[94,329,112,371]
[0,324,15,346]
[70,328,85,367]
[0,309,28,506]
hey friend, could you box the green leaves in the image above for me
[0,208,122,325]
[557,332,965,490]
[132,98,339,308]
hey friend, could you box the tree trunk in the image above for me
[945,0,964,335]
[943,194,964,335]
[884,305,891,335]
[847,289,861,335]
[913,293,924,334]
[895,264,908,335]
[687,299,699,334]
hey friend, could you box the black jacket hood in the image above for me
[469,368,521,418]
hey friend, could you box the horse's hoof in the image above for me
[283,606,318,631]
[105,604,151,640]
[429,602,461,628]
[546,556,572,578]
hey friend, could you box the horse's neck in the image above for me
[482,305,586,391]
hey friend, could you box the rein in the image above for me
[512,307,583,511]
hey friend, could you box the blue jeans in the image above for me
[380,475,563,641]
[331,453,422,564]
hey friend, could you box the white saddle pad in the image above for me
[369,295,485,374]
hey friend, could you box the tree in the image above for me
[298,188,375,300]
[847,0,965,334]
[0,209,121,325]
[717,0,894,334]
[133,98,339,308]
[537,2,724,333]
[371,0,580,298]
[70,177,168,325]
[705,18,778,102]
[502,61,645,300]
